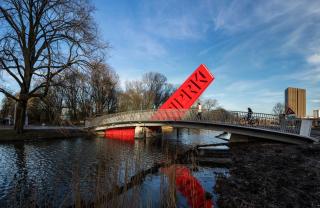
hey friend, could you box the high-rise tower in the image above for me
[285,87,306,118]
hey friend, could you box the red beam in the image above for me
[159,64,214,110]
[104,128,135,142]
[153,64,214,120]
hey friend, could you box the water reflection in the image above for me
[161,164,213,208]
[0,128,228,207]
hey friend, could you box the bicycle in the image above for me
[239,116,259,126]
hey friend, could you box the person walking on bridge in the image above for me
[197,102,202,120]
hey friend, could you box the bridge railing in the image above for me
[199,110,301,134]
[85,109,302,135]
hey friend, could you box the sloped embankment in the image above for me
[215,143,320,208]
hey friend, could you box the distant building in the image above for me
[312,109,320,127]
[314,109,320,118]
[2,115,13,125]
[285,87,306,118]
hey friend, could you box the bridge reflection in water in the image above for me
[86,109,317,144]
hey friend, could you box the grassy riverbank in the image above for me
[312,127,320,139]
[0,128,92,141]
[216,143,320,208]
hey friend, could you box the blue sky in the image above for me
[92,0,320,115]
[1,0,320,115]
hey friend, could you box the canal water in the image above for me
[0,128,229,207]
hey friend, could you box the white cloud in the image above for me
[311,99,320,103]
[307,54,320,65]
[208,0,320,33]
[134,35,167,57]
[144,16,204,40]
[202,0,320,59]
[288,67,320,83]
[225,80,258,92]
[119,26,167,58]
[139,0,210,40]
[224,78,279,93]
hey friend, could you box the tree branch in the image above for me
[0,87,18,101]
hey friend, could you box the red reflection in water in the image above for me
[161,165,213,208]
[104,128,135,142]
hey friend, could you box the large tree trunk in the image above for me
[14,100,27,134]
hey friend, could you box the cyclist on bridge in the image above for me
[247,107,253,123]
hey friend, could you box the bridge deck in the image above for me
[86,109,318,144]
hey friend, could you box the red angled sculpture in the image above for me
[105,64,215,139]
[152,64,215,120]
[159,64,214,110]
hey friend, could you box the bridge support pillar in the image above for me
[134,126,144,139]
[176,128,180,138]
[134,126,162,139]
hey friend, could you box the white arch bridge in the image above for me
[85,109,318,144]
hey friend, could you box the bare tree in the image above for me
[272,102,285,115]
[119,80,144,111]
[118,72,175,112]
[142,72,175,108]
[62,70,82,121]
[203,98,218,111]
[89,61,119,114]
[0,0,103,133]
[39,85,64,124]
[77,72,92,120]
[26,74,65,125]
[26,63,117,124]
[0,96,15,119]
